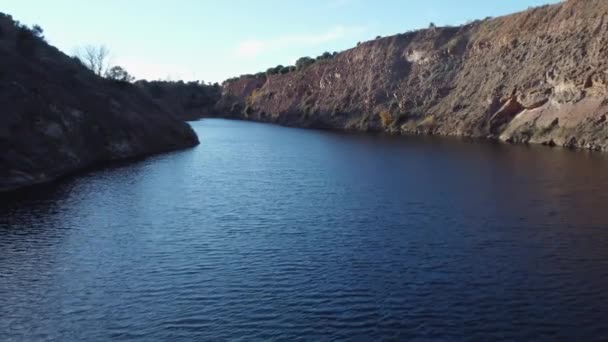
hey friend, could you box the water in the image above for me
[1,119,608,341]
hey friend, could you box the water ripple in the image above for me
[1,119,608,341]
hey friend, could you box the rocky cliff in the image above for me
[0,13,199,192]
[217,0,608,151]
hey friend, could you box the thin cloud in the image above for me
[325,0,354,9]
[235,26,365,59]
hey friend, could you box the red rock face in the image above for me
[217,0,608,151]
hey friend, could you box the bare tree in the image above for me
[74,45,110,76]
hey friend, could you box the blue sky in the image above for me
[3,0,559,82]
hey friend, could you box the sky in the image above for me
[3,0,561,83]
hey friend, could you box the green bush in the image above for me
[267,65,292,75]
[379,111,395,128]
[295,56,315,70]
[266,65,280,75]
[31,25,44,39]
[316,51,333,61]
[105,65,135,83]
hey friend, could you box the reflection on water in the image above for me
[1,119,607,341]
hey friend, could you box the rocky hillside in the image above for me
[137,80,221,121]
[0,13,199,192]
[218,0,608,151]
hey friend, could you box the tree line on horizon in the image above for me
[70,44,220,93]
[224,51,340,84]
[8,15,499,89]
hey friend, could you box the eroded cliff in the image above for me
[218,0,608,151]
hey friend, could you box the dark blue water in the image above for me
[1,119,608,341]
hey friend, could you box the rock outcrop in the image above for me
[0,13,199,192]
[217,0,608,151]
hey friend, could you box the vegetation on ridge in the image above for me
[223,51,340,84]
